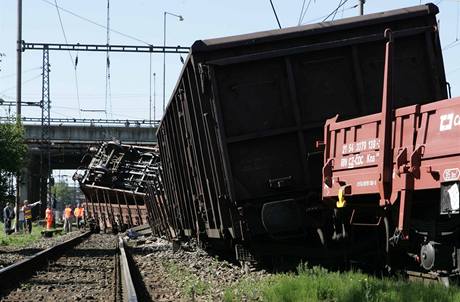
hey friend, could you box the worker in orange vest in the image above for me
[74,204,84,229]
[63,204,73,233]
[45,207,54,230]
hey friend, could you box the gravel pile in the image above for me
[0,233,118,302]
[129,236,268,301]
[0,231,85,269]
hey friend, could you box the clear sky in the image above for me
[0,0,459,122]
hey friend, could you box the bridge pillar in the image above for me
[19,167,29,203]
[20,154,42,216]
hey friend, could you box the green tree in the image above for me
[0,123,27,212]
[51,181,75,209]
[0,123,27,172]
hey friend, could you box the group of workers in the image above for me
[2,200,42,235]
[2,201,85,235]
[62,204,85,232]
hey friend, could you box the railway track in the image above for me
[0,232,85,269]
[0,233,140,302]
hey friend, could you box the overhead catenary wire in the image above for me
[323,0,350,22]
[298,0,307,25]
[52,111,74,118]
[447,65,460,75]
[72,62,81,117]
[39,0,151,45]
[301,0,314,24]
[53,0,81,117]
[457,0,460,41]
[443,39,460,50]
[298,0,314,25]
[301,3,357,25]
[341,1,347,18]
[19,92,151,99]
[331,0,344,21]
[28,0,458,121]
[269,0,282,29]
[0,73,43,95]
[0,66,41,79]
[53,0,72,64]
[443,0,460,50]
[52,104,153,120]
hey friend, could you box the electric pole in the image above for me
[149,53,152,125]
[153,72,156,121]
[359,0,365,16]
[15,0,22,232]
[16,0,22,120]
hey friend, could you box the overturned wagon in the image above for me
[148,3,448,260]
[75,142,160,231]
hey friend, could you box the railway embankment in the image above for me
[127,234,460,302]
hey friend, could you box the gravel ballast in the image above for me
[0,231,86,269]
[129,236,268,301]
[0,233,118,302]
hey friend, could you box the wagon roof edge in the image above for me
[191,3,438,53]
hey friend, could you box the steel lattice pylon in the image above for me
[40,46,51,208]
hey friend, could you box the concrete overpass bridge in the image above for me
[0,117,158,203]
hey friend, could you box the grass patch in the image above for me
[163,260,211,298]
[224,264,460,302]
[223,275,269,302]
[0,222,45,247]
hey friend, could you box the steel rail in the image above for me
[0,231,91,290]
[119,237,138,302]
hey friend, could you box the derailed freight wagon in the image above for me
[75,142,160,232]
[149,4,448,260]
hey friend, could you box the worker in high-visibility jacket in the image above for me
[74,204,84,229]
[63,204,73,233]
[45,207,54,230]
[22,200,41,234]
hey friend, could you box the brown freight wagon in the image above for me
[76,142,159,232]
[82,188,149,231]
[322,29,460,279]
[151,4,448,259]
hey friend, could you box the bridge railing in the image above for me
[0,117,160,128]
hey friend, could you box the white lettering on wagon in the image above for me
[440,113,460,132]
[340,152,378,169]
[342,138,380,155]
[443,168,460,182]
[357,180,377,187]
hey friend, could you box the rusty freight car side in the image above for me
[323,95,460,276]
[154,4,447,258]
[75,142,160,232]
[322,28,460,278]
